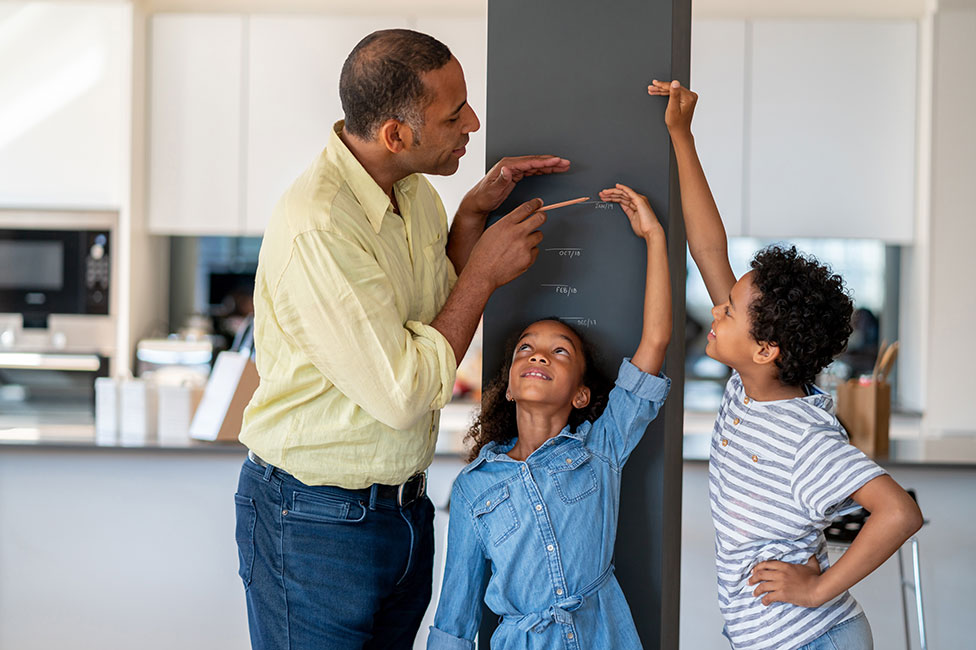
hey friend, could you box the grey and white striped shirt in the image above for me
[709,371,885,650]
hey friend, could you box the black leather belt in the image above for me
[247,450,426,507]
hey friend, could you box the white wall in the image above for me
[922,8,976,435]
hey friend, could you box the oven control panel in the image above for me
[84,231,110,314]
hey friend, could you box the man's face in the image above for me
[407,56,481,176]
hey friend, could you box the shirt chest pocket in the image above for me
[473,483,520,547]
[422,234,451,316]
[547,446,599,504]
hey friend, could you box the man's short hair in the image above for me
[339,29,452,140]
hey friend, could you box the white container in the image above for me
[157,383,204,443]
[119,378,157,443]
[94,377,119,443]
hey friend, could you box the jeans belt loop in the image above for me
[368,484,380,511]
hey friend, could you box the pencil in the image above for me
[538,196,590,211]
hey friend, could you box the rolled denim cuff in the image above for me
[426,626,475,650]
[617,358,671,403]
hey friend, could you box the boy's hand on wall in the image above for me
[748,555,825,608]
[648,79,698,135]
[598,183,663,240]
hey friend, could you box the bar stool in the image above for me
[824,489,927,650]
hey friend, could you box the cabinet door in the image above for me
[412,17,488,223]
[690,19,746,237]
[243,15,410,235]
[148,14,244,235]
[747,20,917,242]
[0,3,127,208]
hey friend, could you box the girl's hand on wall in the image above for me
[598,183,663,240]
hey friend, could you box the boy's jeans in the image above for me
[796,613,873,650]
[235,456,435,650]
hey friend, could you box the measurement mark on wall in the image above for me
[541,283,578,296]
[562,317,598,328]
[546,247,582,258]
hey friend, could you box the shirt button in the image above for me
[567,632,574,640]
[556,588,563,595]
[721,439,729,447]
[485,500,491,507]
[733,418,741,425]
[535,504,543,511]
[744,397,751,404]
[547,544,554,552]
[752,455,759,463]
[565,458,572,464]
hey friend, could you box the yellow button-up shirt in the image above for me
[240,122,458,488]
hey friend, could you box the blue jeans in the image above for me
[234,457,435,650]
[796,613,873,650]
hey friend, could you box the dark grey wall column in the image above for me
[482,1,690,647]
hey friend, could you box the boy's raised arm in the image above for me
[650,80,736,307]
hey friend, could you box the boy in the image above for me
[650,79,922,650]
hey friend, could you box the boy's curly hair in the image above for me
[464,319,614,463]
[749,245,854,386]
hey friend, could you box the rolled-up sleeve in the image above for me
[428,481,487,650]
[275,230,456,431]
[587,358,671,468]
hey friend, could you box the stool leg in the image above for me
[898,545,912,650]
[911,537,927,650]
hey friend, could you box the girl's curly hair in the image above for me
[464,319,614,463]
[749,245,854,386]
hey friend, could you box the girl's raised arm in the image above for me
[598,183,671,375]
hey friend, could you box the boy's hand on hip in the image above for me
[648,79,698,135]
[465,199,546,290]
[459,155,570,217]
[749,555,824,608]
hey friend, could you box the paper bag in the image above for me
[189,351,259,442]
[836,379,890,458]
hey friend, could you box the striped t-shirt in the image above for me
[709,371,886,650]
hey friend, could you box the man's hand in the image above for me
[648,79,698,136]
[458,155,570,217]
[598,183,664,240]
[748,555,824,608]
[463,198,547,290]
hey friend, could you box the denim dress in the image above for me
[427,359,670,650]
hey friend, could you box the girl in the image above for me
[427,184,672,650]
[650,79,923,650]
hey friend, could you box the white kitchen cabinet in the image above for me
[0,2,128,208]
[690,19,747,237]
[747,20,917,242]
[413,16,488,223]
[243,15,410,235]
[148,14,244,235]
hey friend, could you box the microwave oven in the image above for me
[0,227,110,327]
[0,210,116,354]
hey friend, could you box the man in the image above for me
[234,29,569,649]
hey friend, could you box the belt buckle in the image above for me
[397,472,426,507]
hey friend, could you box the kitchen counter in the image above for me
[3,403,974,468]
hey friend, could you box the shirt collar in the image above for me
[461,426,587,474]
[326,121,420,234]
